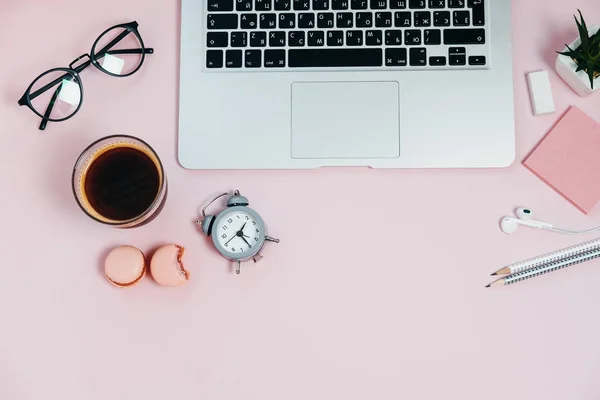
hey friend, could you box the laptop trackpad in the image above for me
[291,81,400,159]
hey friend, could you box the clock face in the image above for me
[215,209,264,258]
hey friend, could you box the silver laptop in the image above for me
[179,0,514,169]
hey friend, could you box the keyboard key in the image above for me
[274,0,291,9]
[414,11,431,27]
[332,0,349,9]
[255,0,272,10]
[370,0,387,9]
[207,14,238,29]
[207,32,228,47]
[409,0,425,8]
[250,31,267,46]
[351,0,368,9]
[289,31,306,46]
[260,13,277,28]
[208,0,234,11]
[327,30,344,46]
[405,29,421,45]
[385,48,407,66]
[453,11,470,26]
[429,56,446,65]
[237,0,253,10]
[409,47,426,66]
[385,30,403,45]
[390,0,407,8]
[313,0,330,9]
[346,30,363,46]
[468,55,486,65]
[226,50,242,67]
[298,13,315,28]
[365,30,383,45]
[434,11,450,26]
[449,47,465,54]
[337,12,354,28]
[448,0,464,7]
[269,31,286,46]
[428,0,444,8]
[468,0,485,26]
[231,32,247,47]
[356,12,373,27]
[375,12,392,27]
[444,29,485,44]
[308,31,325,46]
[206,50,223,68]
[264,49,286,67]
[241,13,258,29]
[317,13,335,28]
[245,49,262,67]
[424,29,441,45]
[394,12,411,27]
[279,13,296,28]
[288,48,383,67]
[294,0,311,9]
[450,54,466,65]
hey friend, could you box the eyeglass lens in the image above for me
[92,27,145,76]
[29,70,82,121]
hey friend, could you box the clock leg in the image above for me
[265,236,280,243]
[235,259,241,275]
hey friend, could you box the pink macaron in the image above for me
[104,245,146,288]
[150,244,190,287]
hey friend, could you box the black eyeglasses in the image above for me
[18,21,154,131]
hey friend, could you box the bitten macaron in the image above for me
[104,245,146,288]
[150,244,190,287]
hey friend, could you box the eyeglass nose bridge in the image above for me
[69,53,92,72]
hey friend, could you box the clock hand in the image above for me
[241,236,252,247]
[227,222,249,247]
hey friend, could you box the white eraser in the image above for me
[527,70,555,116]
[102,53,125,75]
[57,79,81,106]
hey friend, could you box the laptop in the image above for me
[179,0,514,169]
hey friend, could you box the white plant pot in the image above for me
[556,24,600,97]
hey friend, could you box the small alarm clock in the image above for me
[197,190,279,274]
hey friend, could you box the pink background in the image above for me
[1,1,600,399]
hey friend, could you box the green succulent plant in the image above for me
[558,9,600,89]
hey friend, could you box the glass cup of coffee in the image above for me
[72,135,167,228]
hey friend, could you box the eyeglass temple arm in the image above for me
[38,83,62,131]
[106,48,154,55]
[95,29,132,58]
[93,48,154,60]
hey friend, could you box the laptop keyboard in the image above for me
[204,0,489,70]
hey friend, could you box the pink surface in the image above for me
[524,107,600,214]
[2,1,600,399]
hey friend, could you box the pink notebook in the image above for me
[524,107,600,214]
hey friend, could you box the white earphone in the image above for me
[500,207,600,235]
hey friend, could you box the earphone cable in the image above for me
[552,225,600,235]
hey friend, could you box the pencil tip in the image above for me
[491,272,497,276]
[486,284,491,288]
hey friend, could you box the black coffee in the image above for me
[84,146,160,221]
